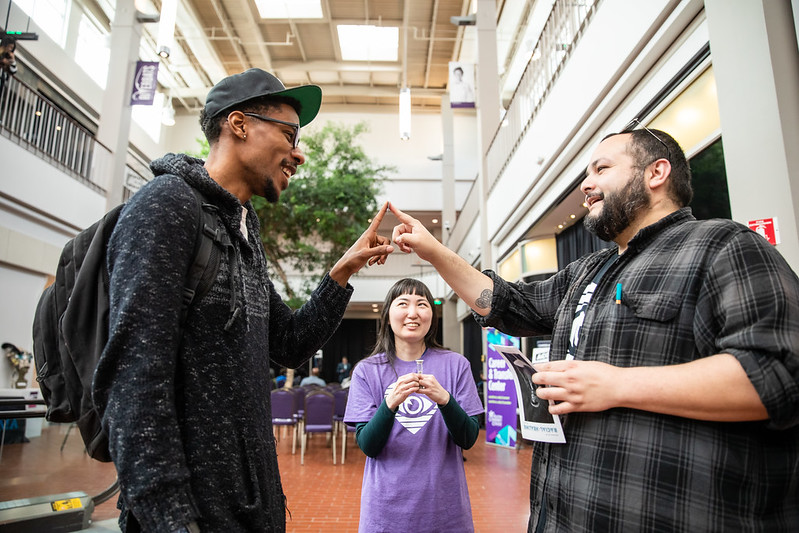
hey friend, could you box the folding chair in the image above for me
[301,390,336,465]
[270,389,298,454]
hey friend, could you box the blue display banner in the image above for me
[484,328,520,448]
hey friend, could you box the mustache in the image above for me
[585,192,604,205]
[282,158,297,176]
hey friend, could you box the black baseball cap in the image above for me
[204,68,322,127]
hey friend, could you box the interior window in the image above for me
[688,138,731,220]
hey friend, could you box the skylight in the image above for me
[337,25,399,61]
[255,0,323,19]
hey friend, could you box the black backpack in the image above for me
[31,185,227,462]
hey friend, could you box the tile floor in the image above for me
[0,421,532,531]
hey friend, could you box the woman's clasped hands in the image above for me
[386,372,450,412]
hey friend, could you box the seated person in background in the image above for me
[300,367,326,387]
[274,368,287,389]
[344,278,483,533]
[336,356,352,383]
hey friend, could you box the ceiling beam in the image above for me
[205,0,251,71]
[176,0,228,83]
[270,60,402,72]
[173,83,446,101]
[424,0,441,88]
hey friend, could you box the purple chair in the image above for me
[270,389,298,454]
[333,388,348,424]
[293,386,307,424]
[301,390,336,465]
[331,388,357,463]
[341,423,357,465]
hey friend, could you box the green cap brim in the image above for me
[272,84,322,127]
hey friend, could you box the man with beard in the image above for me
[387,126,799,532]
[93,69,394,532]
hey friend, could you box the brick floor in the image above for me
[0,421,533,531]
[278,426,532,532]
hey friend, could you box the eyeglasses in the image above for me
[243,112,300,148]
[624,117,671,162]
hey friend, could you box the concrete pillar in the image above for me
[440,94,461,352]
[442,299,461,354]
[97,0,145,210]
[441,94,456,247]
[476,0,501,270]
[705,0,799,271]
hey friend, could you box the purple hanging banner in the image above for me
[484,328,519,448]
[130,61,159,106]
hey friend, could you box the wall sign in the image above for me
[748,217,780,245]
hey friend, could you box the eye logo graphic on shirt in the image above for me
[385,383,438,434]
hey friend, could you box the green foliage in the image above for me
[252,121,392,304]
[187,137,210,159]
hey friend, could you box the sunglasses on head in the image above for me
[623,117,671,161]
[243,112,300,148]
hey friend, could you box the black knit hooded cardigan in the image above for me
[93,153,352,532]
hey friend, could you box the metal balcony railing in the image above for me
[485,0,599,190]
[0,75,151,197]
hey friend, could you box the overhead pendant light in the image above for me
[157,0,178,59]
[161,94,176,126]
[399,87,411,140]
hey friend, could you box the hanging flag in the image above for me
[130,61,159,106]
[449,61,475,108]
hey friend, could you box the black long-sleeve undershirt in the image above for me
[355,394,479,458]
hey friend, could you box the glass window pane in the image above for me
[75,14,109,88]
[254,0,323,19]
[337,25,398,61]
[14,0,69,46]
[689,138,731,220]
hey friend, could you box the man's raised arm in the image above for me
[389,204,494,316]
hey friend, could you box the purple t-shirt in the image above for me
[344,348,484,532]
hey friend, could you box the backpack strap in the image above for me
[180,187,229,324]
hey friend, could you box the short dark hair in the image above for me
[199,94,302,145]
[367,278,443,365]
[1,36,16,48]
[453,66,463,74]
[605,128,693,207]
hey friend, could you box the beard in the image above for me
[583,169,650,241]
[261,158,295,203]
[262,176,280,203]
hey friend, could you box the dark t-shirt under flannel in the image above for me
[476,208,799,532]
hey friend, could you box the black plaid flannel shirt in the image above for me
[476,208,799,532]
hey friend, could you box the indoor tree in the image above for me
[190,122,394,309]
[254,121,391,307]
[190,121,391,308]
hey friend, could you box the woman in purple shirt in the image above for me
[344,278,484,532]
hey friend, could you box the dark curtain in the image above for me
[318,318,378,382]
[462,314,483,382]
[556,219,613,268]
[315,316,444,382]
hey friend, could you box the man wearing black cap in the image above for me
[93,69,394,532]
